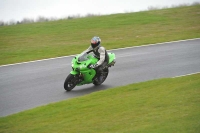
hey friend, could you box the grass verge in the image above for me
[0,73,199,133]
[0,5,200,65]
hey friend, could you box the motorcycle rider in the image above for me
[84,36,109,81]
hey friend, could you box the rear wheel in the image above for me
[64,74,77,91]
[93,68,109,86]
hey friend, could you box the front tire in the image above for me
[64,74,77,91]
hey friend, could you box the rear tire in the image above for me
[93,68,109,86]
[64,74,77,91]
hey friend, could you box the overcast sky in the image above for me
[0,0,199,22]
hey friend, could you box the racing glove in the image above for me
[90,64,98,69]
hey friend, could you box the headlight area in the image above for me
[72,63,87,71]
[75,67,80,71]
[72,66,80,72]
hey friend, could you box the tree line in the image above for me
[0,13,99,26]
[0,2,199,26]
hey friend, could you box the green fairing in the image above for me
[108,53,115,64]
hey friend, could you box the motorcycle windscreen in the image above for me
[78,52,89,62]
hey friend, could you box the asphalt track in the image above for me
[0,39,200,117]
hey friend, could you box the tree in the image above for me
[0,21,5,26]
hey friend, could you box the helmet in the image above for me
[91,36,101,48]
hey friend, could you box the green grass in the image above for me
[0,5,200,133]
[0,5,200,65]
[0,73,199,133]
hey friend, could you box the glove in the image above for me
[90,64,98,69]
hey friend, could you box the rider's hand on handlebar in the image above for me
[90,64,98,69]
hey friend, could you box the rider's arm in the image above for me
[96,47,106,66]
[83,46,93,53]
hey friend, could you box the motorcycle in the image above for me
[64,51,116,91]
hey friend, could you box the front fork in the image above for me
[70,71,84,85]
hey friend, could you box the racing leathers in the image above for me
[84,45,109,78]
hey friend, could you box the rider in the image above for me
[84,36,109,80]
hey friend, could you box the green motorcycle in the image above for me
[64,51,116,91]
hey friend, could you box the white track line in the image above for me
[0,55,76,68]
[172,72,200,78]
[1,38,200,68]
[110,38,200,51]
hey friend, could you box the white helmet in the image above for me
[91,36,101,48]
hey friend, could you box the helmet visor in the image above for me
[91,39,98,48]
[91,39,97,44]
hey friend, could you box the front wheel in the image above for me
[64,74,77,91]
